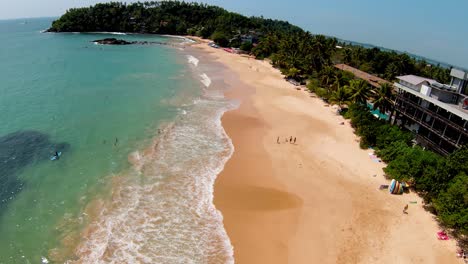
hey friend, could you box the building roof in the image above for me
[450,68,468,80]
[396,75,437,86]
[334,64,391,88]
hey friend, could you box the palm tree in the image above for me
[320,66,336,87]
[349,79,372,104]
[332,72,348,91]
[330,86,351,109]
[373,83,394,121]
[353,46,365,62]
[343,49,352,64]
[384,63,400,80]
[310,34,333,71]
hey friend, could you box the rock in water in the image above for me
[92,38,134,45]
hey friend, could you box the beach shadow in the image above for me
[0,130,70,217]
[218,185,303,211]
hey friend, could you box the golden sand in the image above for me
[190,38,460,264]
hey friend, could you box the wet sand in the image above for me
[190,38,460,264]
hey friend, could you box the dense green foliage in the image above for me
[252,33,337,77]
[335,45,451,83]
[49,2,301,39]
[344,104,468,234]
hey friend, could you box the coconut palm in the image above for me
[349,79,372,104]
[332,72,349,91]
[343,49,352,64]
[384,63,400,80]
[373,82,395,121]
[320,66,336,87]
[309,34,334,71]
[330,86,351,109]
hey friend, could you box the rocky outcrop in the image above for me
[92,38,135,45]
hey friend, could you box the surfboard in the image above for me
[50,152,62,161]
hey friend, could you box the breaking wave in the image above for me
[187,55,199,67]
[60,82,237,264]
[200,73,212,88]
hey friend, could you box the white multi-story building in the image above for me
[393,68,468,155]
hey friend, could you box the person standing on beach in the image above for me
[277,136,280,144]
[289,136,293,143]
[293,137,296,144]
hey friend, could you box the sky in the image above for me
[1,0,467,68]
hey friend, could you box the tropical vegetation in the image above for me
[335,45,451,83]
[343,104,468,237]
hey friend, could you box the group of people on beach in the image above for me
[277,136,296,144]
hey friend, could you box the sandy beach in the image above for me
[189,38,461,264]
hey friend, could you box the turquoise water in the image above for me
[366,102,389,120]
[0,18,234,263]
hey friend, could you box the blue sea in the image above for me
[0,18,235,263]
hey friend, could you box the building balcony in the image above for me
[395,93,468,139]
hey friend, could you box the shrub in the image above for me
[211,31,229,47]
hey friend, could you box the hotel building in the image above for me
[393,68,468,155]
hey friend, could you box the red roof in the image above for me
[334,64,391,88]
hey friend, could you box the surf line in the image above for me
[200,73,212,87]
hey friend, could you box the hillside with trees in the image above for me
[48,2,302,39]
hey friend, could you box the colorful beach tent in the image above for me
[389,179,405,194]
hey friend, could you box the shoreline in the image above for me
[190,38,460,263]
[48,43,238,263]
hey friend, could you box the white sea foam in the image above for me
[199,73,212,87]
[163,35,196,44]
[93,31,127,35]
[69,85,237,264]
[186,55,199,67]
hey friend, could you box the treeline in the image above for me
[252,32,337,78]
[344,104,468,236]
[335,45,451,83]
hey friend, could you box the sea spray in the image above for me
[187,55,200,67]
[200,73,212,88]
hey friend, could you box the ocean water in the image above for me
[0,18,235,263]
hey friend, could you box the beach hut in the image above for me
[389,179,405,194]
